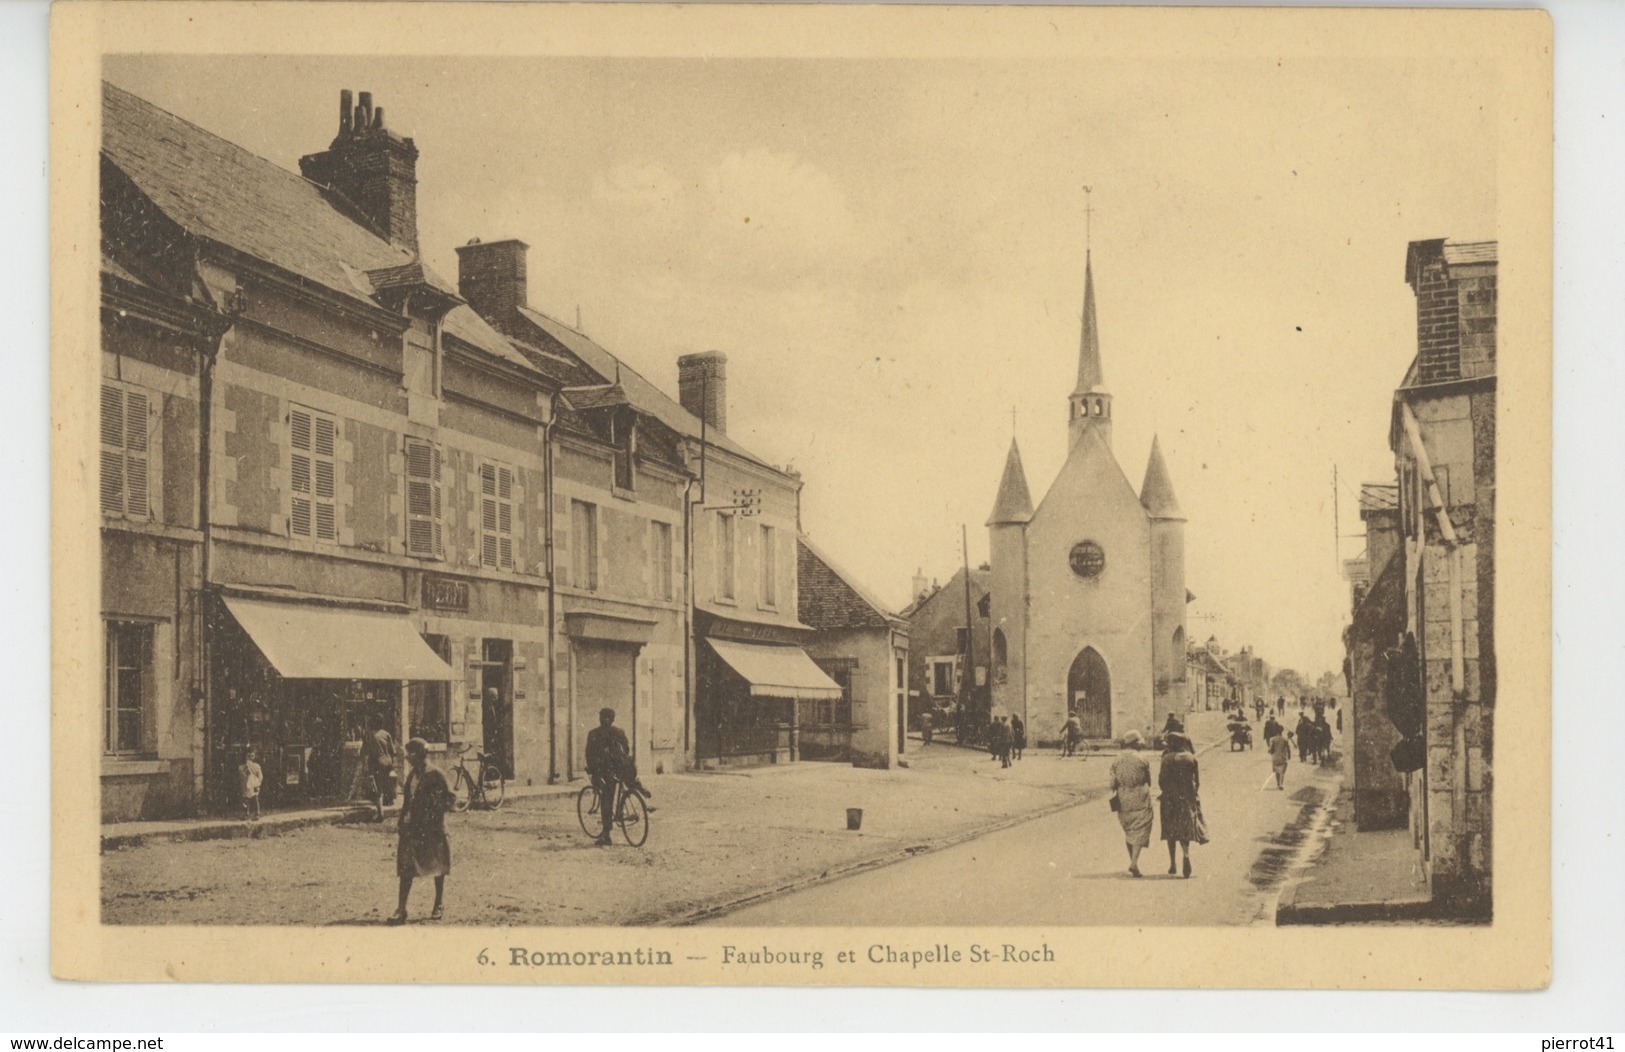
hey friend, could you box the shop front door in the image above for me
[479,639,514,780]
[573,640,638,777]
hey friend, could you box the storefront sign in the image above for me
[423,575,470,612]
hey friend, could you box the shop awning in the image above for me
[705,639,843,701]
[222,596,458,681]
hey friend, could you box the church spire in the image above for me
[1140,435,1185,520]
[1073,251,1104,396]
[986,437,1035,526]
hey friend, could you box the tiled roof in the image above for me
[517,306,773,470]
[1358,483,1399,513]
[441,306,534,371]
[102,81,456,309]
[905,567,991,621]
[562,383,632,412]
[796,536,899,631]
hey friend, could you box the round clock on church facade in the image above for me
[1068,540,1106,579]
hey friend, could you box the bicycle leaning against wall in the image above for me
[448,743,505,812]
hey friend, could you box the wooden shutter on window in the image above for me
[100,384,152,519]
[290,408,313,537]
[405,437,439,558]
[313,415,337,541]
[480,463,498,567]
[100,385,125,514]
[498,467,514,569]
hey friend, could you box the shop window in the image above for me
[404,437,443,558]
[481,462,515,569]
[571,499,598,591]
[290,405,338,542]
[409,634,452,744]
[802,663,854,727]
[759,524,778,608]
[716,511,737,601]
[100,382,153,519]
[104,621,152,754]
[650,520,673,601]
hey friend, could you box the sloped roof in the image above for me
[986,438,1035,525]
[440,306,533,370]
[905,566,991,622]
[796,536,900,631]
[516,306,773,469]
[101,81,457,308]
[1359,483,1399,514]
[1139,435,1184,520]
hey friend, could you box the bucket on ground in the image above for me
[846,807,863,831]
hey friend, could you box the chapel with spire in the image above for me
[983,239,1189,743]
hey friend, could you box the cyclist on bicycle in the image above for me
[584,707,653,846]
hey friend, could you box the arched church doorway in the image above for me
[1067,646,1112,739]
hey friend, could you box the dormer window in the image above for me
[611,409,636,493]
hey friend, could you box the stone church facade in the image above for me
[986,253,1189,744]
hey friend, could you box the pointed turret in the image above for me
[1073,252,1104,395]
[1140,436,1184,520]
[1067,251,1113,450]
[986,438,1035,525]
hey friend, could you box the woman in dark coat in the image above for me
[388,738,451,924]
[1158,732,1204,878]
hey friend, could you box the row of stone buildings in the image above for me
[99,83,906,821]
[1342,237,1497,917]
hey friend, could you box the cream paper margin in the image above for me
[49,1,1553,988]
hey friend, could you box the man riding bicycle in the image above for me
[584,707,653,846]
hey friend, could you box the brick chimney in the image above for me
[300,89,421,253]
[1404,238,1497,385]
[454,238,530,324]
[678,352,727,434]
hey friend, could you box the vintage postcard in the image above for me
[51,2,1552,986]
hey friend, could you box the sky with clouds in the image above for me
[104,50,1498,677]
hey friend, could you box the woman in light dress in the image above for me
[1109,745,1154,877]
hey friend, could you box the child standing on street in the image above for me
[239,749,263,821]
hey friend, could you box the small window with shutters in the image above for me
[404,436,444,558]
[100,382,154,520]
[480,462,515,570]
[289,405,338,542]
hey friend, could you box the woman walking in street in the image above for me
[1011,714,1026,762]
[1109,746,1154,877]
[1158,731,1205,878]
[388,738,451,925]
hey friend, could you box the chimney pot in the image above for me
[373,106,385,129]
[339,89,353,134]
[359,91,373,126]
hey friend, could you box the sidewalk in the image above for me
[1274,782,1435,925]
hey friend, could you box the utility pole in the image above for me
[1333,464,1341,575]
[959,524,977,736]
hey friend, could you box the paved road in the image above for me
[707,738,1340,927]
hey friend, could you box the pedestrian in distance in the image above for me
[388,738,450,925]
[1061,711,1082,757]
[1263,713,1283,745]
[919,708,934,747]
[1266,726,1292,790]
[238,748,262,822]
[1158,731,1206,877]
[1313,712,1333,765]
[1295,712,1314,763]
[1011,713,1026,762]
[1109,745,1154,877]
[989,715,1012,768]
[363,714,397,822]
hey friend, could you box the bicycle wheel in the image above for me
[448,766,472,813]
[576,784,599,837]
[616,787,649,847]
[479,763,506,810]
